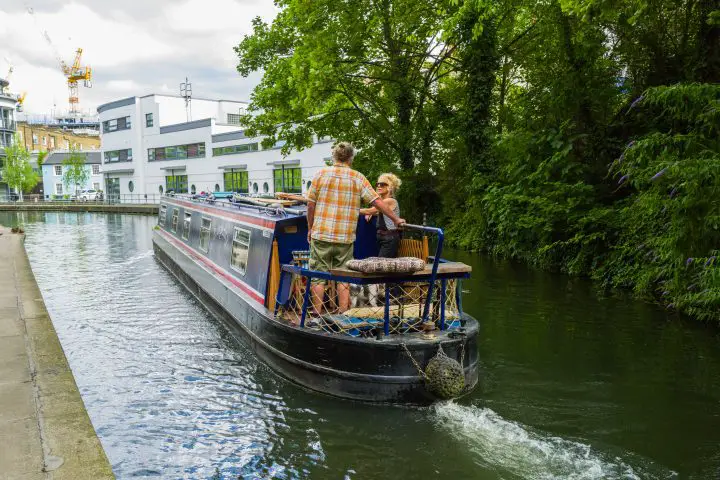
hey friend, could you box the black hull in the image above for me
[153,231,479,404]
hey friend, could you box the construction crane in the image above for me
[26,6,92,116]
[62,48,92,116]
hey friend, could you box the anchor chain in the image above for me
[400,342,427,379]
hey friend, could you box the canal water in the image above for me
[3,211,719,479]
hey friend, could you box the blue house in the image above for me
[42,151,103,199]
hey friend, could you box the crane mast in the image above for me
[27,6,92,116]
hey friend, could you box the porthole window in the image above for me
[182,212,191,240]
[191,184,196,194]
[214,184,220,192]
[253,183,258,193]
[128,180,135,193]
[230,227,251,275]
[263,182,269,193]
[170,209,179,232]
[199,217,212,252]
[159,185,164,194]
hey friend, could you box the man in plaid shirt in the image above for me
[306,142,405,314]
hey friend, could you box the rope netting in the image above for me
[277,272,461,337]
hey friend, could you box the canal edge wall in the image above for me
[0,204,158,215]
[0,226,115,479]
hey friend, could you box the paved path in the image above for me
[0,226,114,480]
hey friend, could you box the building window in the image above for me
[106,178,120,197]
[227,113,242,125]
[42,136,47,146]
[273,167,302,194]
[92,164,100,175]
[253,183,258,193]
[145,113,153,128]
[93,182,100,190]
[148,143,205,161]
[306,180,312,191]
[159,185,164,194]
[182,212,191,240]
[165,175,188,194]
[104,149,132,163]
[230,227,251,275]
[212,143,259,156]
[50,136,55,148]
[190,184,196,195]
[102,116,131,133]
[55,183,63,195]
[214,184,220,192]
[32,134,38,144]
[223,170,248,193]
[199,217,211,252]
[171,209,179,233]
[263,182,269,193]
[128,181,134,193]
[54,165,62,176]
[159,205,167,226]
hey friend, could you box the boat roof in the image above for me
[162,194,308,225]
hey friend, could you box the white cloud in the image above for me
[0,0,277,115]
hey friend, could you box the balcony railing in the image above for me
[0,193,161,205]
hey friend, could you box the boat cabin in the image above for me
[156,194,471,337]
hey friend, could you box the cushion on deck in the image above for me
[345,257,426,274]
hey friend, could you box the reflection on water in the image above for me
[2,211,718,479]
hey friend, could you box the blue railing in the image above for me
[274,225,468,335]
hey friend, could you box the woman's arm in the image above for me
[360,206,377,215]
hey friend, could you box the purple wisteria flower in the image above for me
[651,168,667,181]
[686,257,694,266]
[627,140,636,148]
[705,256,716,266]
[669,187,678,198]
[618,174,629,185]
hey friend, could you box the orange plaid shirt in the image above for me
[307,164,379,244]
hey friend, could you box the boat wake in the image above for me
[432,402,677,480]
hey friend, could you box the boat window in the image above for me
[159,205,167,226]
[199,217,211,252]
[230,227,251,275]
[171,209,179,233]
[182,212,191,240]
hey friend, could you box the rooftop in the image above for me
[44,150,101,165]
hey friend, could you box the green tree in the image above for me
[235,0,464,219]
[62,149,89,197]
[1,133,38,201]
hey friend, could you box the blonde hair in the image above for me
[332,141,356,163]
[378,173,402,196]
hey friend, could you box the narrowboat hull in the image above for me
[152,229,479,404]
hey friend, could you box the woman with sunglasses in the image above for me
[361,173,402,258]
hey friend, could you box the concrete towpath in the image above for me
[0,226,114,479]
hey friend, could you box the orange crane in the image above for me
[62,48,92,116]
[27,6,92,116]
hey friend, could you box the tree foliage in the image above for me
[62,148,90,196]
[236,0,720,321]
[1,133,38,200]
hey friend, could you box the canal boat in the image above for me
[152,194,479,403]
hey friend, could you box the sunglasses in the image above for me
[376,182,388,187]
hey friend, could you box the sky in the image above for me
[0,0,278,117]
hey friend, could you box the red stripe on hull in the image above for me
[157,228,265,305]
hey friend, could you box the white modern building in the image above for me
[97,94,333,199]
[0,78,18,198]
